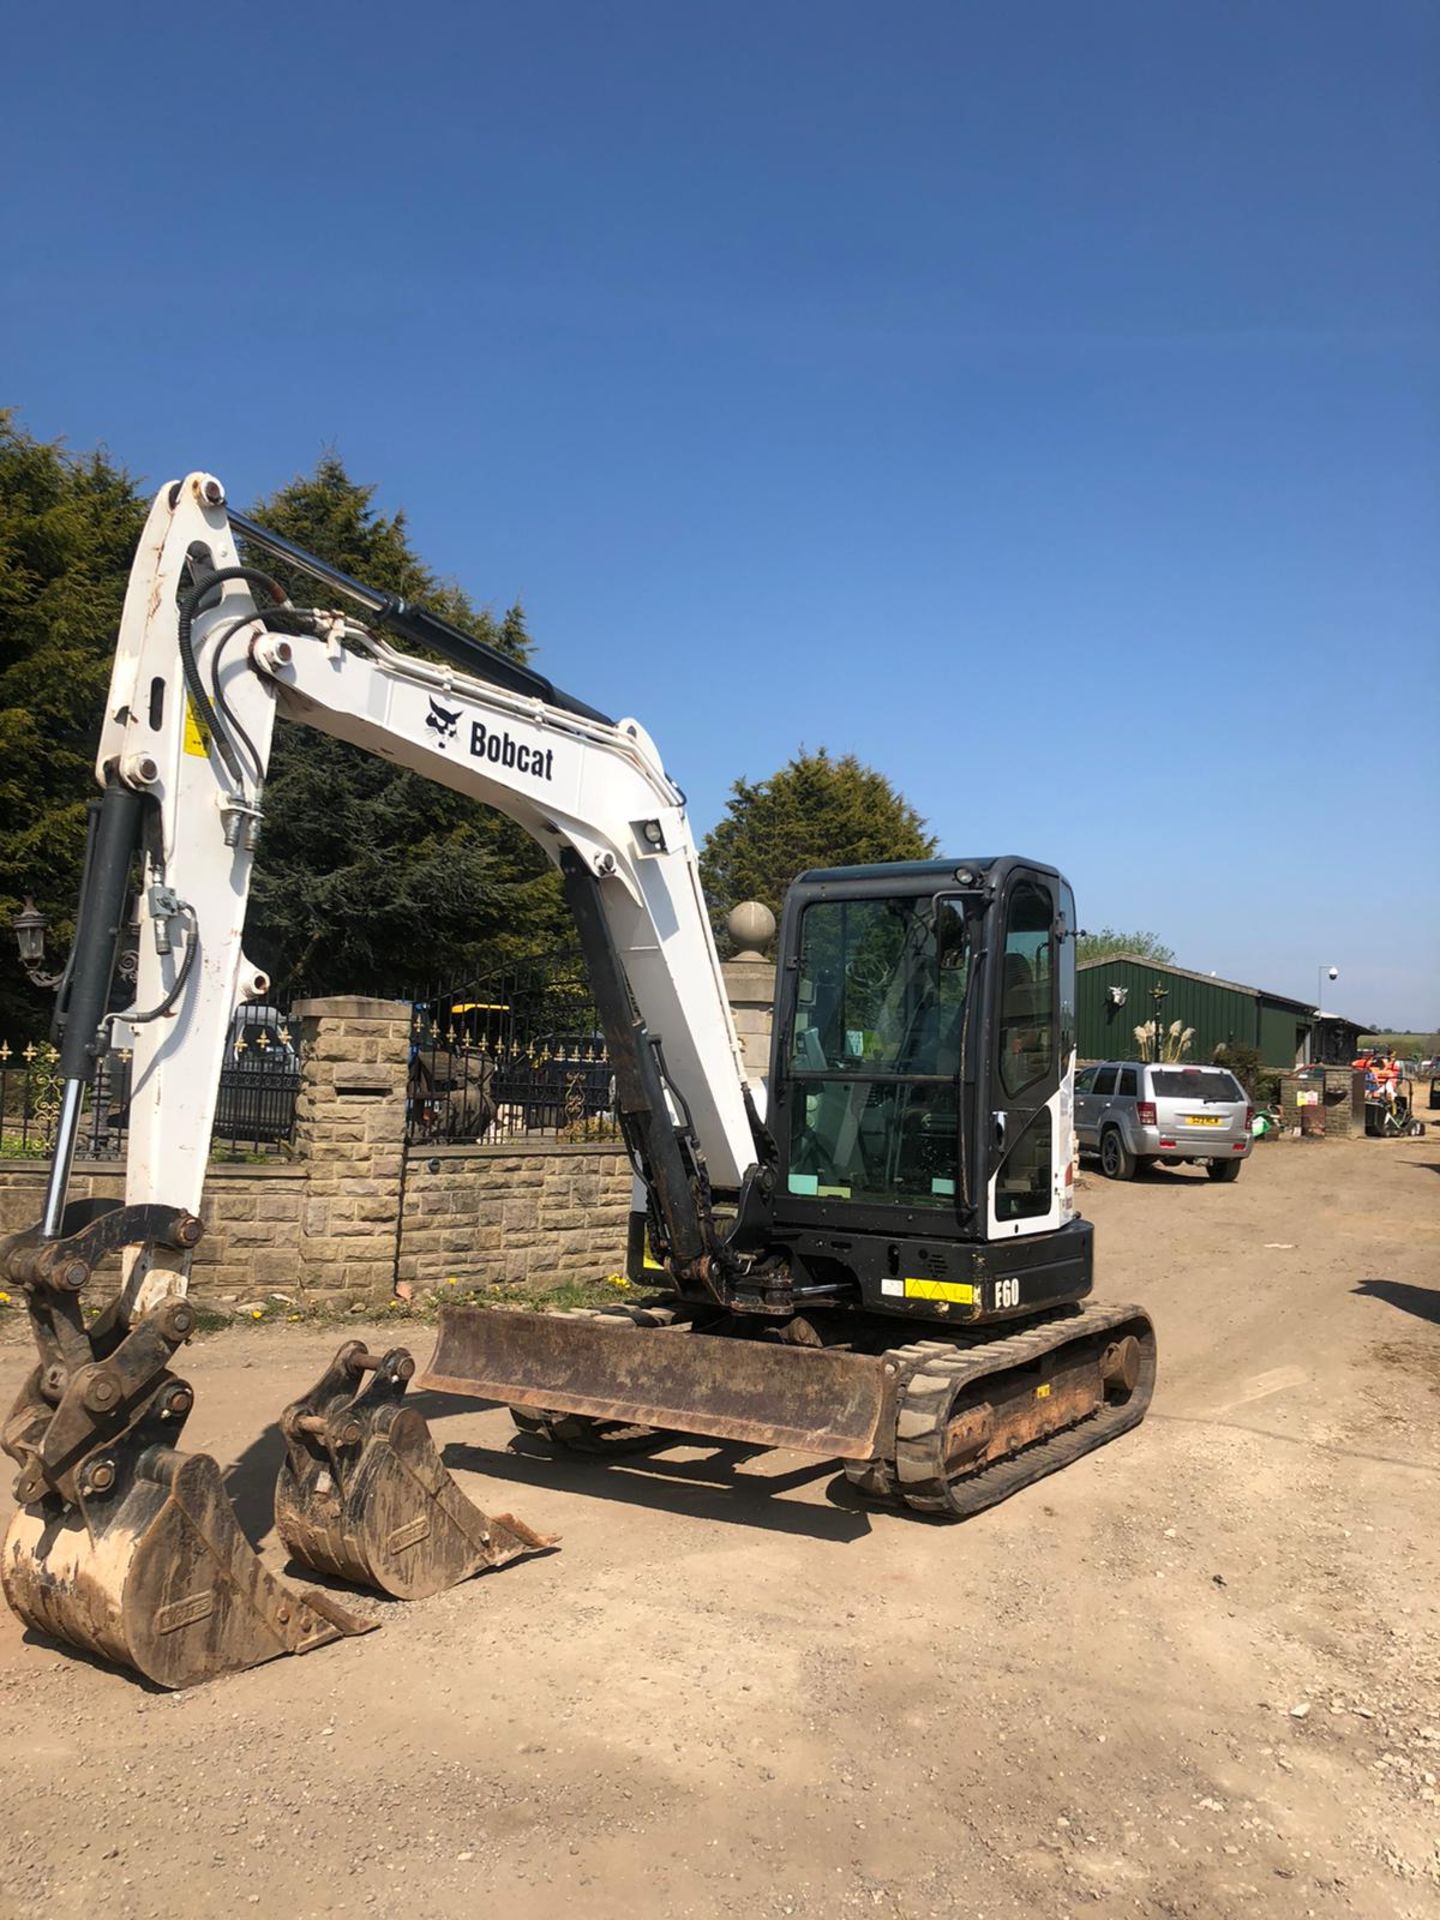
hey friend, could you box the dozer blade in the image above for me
[2,1440,374,1690]
[275,1342,556,1601]
[422,1306,900,1461]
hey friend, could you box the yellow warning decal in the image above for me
[642,1248,663,1271]
[903,1278,976,1305]
[1035,1383,1052,1400]
[182,697,211,758]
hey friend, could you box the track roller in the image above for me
[509,1406,659,1453]
[276,1342,556,1600]
[845,1301,1157,1519]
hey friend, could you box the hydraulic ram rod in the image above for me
[227,510,612,725]
[40,779,145,1238]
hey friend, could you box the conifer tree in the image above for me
[241,459,567,995]
[0,414,145,1031]
[699,749,937,931]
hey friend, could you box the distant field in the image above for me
[1368,1031,1439,1054]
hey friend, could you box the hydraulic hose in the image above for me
[175,566,294,789]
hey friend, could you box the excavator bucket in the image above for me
[1,1207,374,1688]
[275,1342,556,1600]
[2,1414,373,1690]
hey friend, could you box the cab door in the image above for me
[985,870,1063,1239]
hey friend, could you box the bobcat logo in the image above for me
[426,696,461,748]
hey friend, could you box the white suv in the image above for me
[1075,1061,1253,1182]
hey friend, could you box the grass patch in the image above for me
[0,1137,49,1160]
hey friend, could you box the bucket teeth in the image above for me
[275,1341,556,1601]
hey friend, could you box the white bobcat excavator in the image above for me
[1,472,1155,1687]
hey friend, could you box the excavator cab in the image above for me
[756,857,1090,1320]
[622,858,1090,1319]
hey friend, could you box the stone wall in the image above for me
[0,1162,309,1301]
[0,938,771,1308]
[399,1142,632,1291]
[0,1144,632,1307]
[0,994,634,1308]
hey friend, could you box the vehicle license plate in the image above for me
[1186,1114,1223,1126]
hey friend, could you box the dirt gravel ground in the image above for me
[0,1133,1436,1919]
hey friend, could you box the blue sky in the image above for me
[4,2,1436,1025]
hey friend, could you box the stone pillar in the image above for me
[292,995,411,1304]
[721,902,777,1085]
[1279,1065,1366,1140]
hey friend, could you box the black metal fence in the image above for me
[407,955,617,1147]
[0,963,618,1163]
[0,1004,301,1163]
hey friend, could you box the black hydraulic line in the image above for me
[120,906,198,1026]
[228,510,615,728]
[208,614,266,785]
[176,566,293,787]
[558,849,711,1275]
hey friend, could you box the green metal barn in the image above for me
[1078,957,1315,1068]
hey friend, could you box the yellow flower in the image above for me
[250,1308,264,1319]
[606,1274,631,1290]
[287,1313,302,1322]
[446,1277,458,1285]
[0,1291,11,1305]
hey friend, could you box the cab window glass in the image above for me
[994,1107,1053,1221]
[791,895,969,1077]
[1058,882,1078,1059]
[787,894,970,1210]
[998,881,1054,1097]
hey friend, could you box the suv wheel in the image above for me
[1206,1157,1243,1183]
[1100,1128,1135,1181]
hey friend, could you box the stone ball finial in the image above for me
[727,900,776,959]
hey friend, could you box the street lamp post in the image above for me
[1150,980,1169,1062]
[11,897,66,990]
[1315,964,1338,1065]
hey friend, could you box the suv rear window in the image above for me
[1151,1069,1244,1102]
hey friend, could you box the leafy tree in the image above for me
[1076,928,1176,966]
[1213,1042,1279,1107]
[699,748,936,928]
[0,414,145,1034]
[241,458,568,995]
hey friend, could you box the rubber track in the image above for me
[846,1300,1156,1519]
